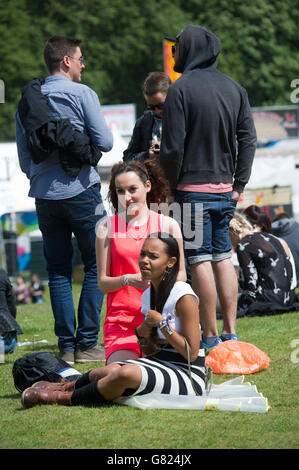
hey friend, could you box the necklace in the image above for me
[126,217,150,243]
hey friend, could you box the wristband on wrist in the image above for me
[121,274,129,288]
[158,319,173,336]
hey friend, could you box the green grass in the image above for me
[0,285,298,449]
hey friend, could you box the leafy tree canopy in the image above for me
[0,0,298,140]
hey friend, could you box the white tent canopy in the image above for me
[98,123,127,168]
[1,136,299,219]
[0,125,128,218]
[0,142,34,216]
[251,139,299,219]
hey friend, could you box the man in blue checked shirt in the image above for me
[15,35,113,365]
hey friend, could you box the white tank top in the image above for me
[141,281,199,339]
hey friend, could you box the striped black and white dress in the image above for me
[117,282,206,397]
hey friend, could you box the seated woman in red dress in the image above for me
[96,160,186,363]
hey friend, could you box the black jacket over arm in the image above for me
[17,78,103,178]
[123,111,154,162]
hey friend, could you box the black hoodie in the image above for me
[160,25,257,193]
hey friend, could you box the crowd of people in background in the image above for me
[12,274,44,305]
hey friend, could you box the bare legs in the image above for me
[107,349,139,365]
[191,261,218,336]
[87,362,142,401]
[213,258,238,335]
[191,258,238,337]
[96,364,142,400]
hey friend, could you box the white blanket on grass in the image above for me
[115,376,270,413]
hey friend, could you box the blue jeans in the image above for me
[35,184,106,353]
[175,191,237,264]
[0,332,17,354]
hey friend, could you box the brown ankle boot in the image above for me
[61,381,77,392]
[21,387,72,408]
[32,380,65,390]
[32,380,76,392]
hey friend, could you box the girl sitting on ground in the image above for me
[21,233,206,408]
[96,160,186,364]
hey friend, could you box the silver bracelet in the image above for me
[158,319,173,336]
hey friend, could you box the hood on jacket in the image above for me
[272,217,297,236]
[174,24,221,73]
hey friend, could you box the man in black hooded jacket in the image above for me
[160,25,257,348]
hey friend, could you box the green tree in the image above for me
[185,0,299,106]
[0,0,45,140]
[31,0,191,113]
[0,0,298,141]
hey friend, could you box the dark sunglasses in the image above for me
[171,44,177,55]
[68,55,85,64]
[147,102,164,111]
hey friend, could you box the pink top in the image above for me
[176,182,233,193]
[103,210,163,361]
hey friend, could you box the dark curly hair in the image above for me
[108,159,170,212]
[243,205,272,233]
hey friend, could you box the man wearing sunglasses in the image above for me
[15,35,113,365]
[123,72,171,162]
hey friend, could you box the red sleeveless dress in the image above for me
[103,210,163,361]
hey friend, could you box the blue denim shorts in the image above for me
[175,191,238,265]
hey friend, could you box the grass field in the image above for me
[0,284,298,450]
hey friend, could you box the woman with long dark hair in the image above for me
[96,160,186,364]
[243,205,272,233]
[21,234,206,408]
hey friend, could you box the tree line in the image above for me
[0,0,298,140]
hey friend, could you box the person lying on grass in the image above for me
[21,233,206,408]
